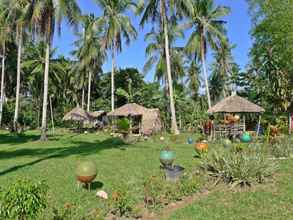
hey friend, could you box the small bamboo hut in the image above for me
[107,103,162,136]
[207,95,265,138]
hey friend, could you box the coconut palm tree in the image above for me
[140,0,193,134]
[25,0,81,140]
[184,0,230,108]
[71,14,105,112]
[143,28,185,85]
[210,42,235,99]
[5,0,30,131]
[0,6,11,126]
[94,0,138,111]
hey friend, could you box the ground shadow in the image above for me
[0,133,40,145]
[90,181,104,190]
[0,137,130,176]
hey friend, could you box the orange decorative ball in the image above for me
[195,142,208,152]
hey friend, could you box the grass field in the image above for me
[0,130,292,219]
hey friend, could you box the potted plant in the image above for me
[159,146,175,167]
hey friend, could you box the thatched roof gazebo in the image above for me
[207,95,265,138]
[208,95,265,114]
[108,103,148,117]
[107,103,162,136]
[63,107,89,121]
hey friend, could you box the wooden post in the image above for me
[256,114,261,137]
[289,113,292,135]
[243,115,246,132]
[49,95,54,135]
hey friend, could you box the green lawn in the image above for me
[0,130,293,219]
[0,130,198,218]
[166,159,293,220]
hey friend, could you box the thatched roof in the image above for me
[63,107,89,121]
[87,111,106,118]
[208,95,265,113]
[107,103,148,117]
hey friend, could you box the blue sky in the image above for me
[53,0,252,81]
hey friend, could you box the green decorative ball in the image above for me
[241,132,252,143]
[76,160,97,177]
[223,139,232,148]
[160,150,175,166]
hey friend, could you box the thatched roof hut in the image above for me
[208,95,265,114]
[63,107,89,121]
[108,103,148,117]
[141,108,162,135]
[107,103,163,135]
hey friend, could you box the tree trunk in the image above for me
[40,42,50,141]
[111,48,115,111]
[161,0,179,135]
[81,87,85,109]
[87,71,92,112]
[200,32,212,108]
[0,42,5,126]
[14,29,23,131]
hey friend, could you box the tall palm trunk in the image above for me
[87,71,92,112]
[200,31,212,108]
[40,42,50,141]
[111,48,115,111]
[81,87,85,109]
[0,42,5,126]
[14,28,23,131]
[161,0,179,135]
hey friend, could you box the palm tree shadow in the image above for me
[0,137,130,176]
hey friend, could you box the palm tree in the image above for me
[210,43,235,99]
[0,6,11,126]
[94,0,138,111]
[71,14,105,112]
[26,0,81,140]
[22,43,69,126]
[140,0,193,134]
[5,0,30,131]
[143,28,185,85]
[184,0,230,108]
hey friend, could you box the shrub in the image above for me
[109,184,135,217]
[116,118,130,132]
[201,149,276,187]
[0,179,48,220]
[143,175,165,210]
[143,171,200,211]
[179,172,200,196]
[269,137,293,158]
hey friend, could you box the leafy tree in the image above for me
[247,0,293,112]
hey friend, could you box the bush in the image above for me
[269,136,293,158]
[109,184,135,217]
[116,118,130,132]
[143,172,200,211]
[143,175,165,210]
[201,148,276,187]
[0,179,48,220]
